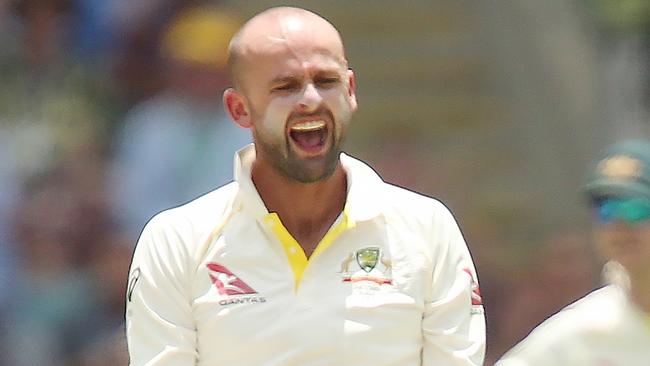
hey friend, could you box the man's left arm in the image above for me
[422,207,486,366]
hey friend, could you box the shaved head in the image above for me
[227,7,347,91]
[222,6,357,183]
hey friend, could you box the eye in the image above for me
[275,84,292,91]
[315,77,340,88]
[271,82,299,92]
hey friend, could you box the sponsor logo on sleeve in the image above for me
[206,263,266,306]
[462,268,483,314]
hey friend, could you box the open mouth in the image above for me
[288,120,328,154]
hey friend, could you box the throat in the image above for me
[285,211,343,258]
[630,274,650,313]
[252,159,348,256]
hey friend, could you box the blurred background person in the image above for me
[108,4,250,241]
[496,139,650,365]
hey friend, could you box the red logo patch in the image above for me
[207,263,257,296]
[462,268,482,306]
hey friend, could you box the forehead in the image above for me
[237,13,347,79]
[258,43,344,74]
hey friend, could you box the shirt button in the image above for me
[289,247,297,254]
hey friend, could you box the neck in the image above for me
[629,269,650,313]
[251,157,347,255]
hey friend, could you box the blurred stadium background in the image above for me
[0,0,648,365]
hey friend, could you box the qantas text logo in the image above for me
[206,263,266,306]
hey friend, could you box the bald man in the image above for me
[125,7,485,366]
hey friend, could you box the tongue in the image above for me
[291,130,323,149]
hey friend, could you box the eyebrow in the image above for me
[269,69,341,85]
[269,75,300,85]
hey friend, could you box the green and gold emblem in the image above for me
[598,154,643,180]
[356,247,380,273]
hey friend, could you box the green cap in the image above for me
[585,139,650,202]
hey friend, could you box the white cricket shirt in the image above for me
[126,145,485,366]
[496,284,650,366]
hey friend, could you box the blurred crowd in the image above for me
[0,0,648,365]
[0,0,248,364]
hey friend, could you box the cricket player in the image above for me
[496,139,650,366]
[125,6,485,365]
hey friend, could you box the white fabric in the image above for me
[496,284,650,366]
[126,144,485,365]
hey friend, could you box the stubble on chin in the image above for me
[253,129,342,184]
[251,101,350,183]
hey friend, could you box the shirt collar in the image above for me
[339,151,384,223]
[233,144,384,223]
[233,144,268,221]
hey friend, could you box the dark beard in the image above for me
[254,128,342,183]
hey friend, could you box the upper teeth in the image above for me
[291,120,326,132]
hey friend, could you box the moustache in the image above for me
[287,108,334,124]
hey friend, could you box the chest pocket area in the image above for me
[342,281,422,363]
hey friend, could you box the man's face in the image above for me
[236,26,357,183]
[594,199,650,277]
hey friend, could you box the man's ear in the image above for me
[346,69,358,113]
[223,88,252,128]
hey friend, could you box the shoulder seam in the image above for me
[193,201,242,274]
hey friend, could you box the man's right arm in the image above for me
[126,213,197,366]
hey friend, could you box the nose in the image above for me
[297,82,322,112]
